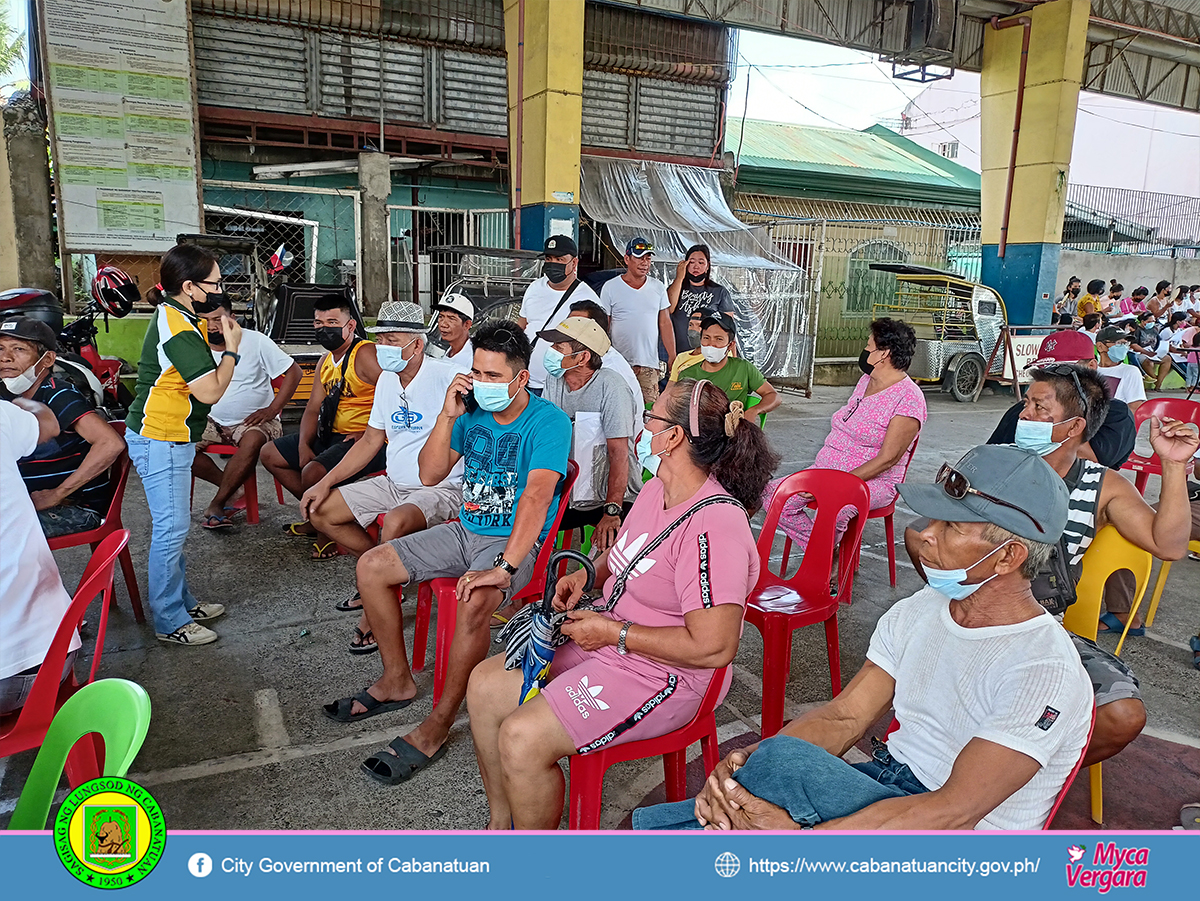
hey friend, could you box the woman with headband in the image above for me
[467,378,779,829]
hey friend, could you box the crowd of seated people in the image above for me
[6,241,1200,835]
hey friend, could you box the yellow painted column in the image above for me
[980,0,1090,325]
[503,0,584,250]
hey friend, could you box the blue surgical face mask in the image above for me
[924,541,1013,600]
[636,426,673,476]
[1014,417,1077,457]
[543,347,580,379]
[375,337,418,373]
[473,373,520,412]
[1105,343,1130,363]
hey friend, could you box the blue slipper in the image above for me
[1098,611,1145,637]
[1189,635,1200,671]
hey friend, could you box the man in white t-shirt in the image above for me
[302,301,467,654]
[634,445,1092,832]
[518,234,603,393]
[1,399,82,715]
[193,296,302,527]
[1094,326,1146,415]
[432,292,474,365]
[600,235,676,404]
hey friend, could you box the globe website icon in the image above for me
[715,851,741,878]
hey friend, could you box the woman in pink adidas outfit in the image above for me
[468,379,779,829]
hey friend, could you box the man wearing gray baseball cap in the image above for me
[634,444,1093,832]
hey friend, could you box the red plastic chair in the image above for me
[744,469,871,739]
[46,422,143,623]
[1120,398,1200,494]
[882,704,1095,829]
[191,444,261,524]
[568,666,730,830]
[411,462,578,705]
[856,435,920,588]
[0,530,130,786]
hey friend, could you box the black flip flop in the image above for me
[335,591,363,613]
[322,689,412,723]
[361,737,449,785]
[348,626,378,655]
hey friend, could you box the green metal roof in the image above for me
[726,119,981,208]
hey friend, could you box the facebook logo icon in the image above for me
[188,853,213,877]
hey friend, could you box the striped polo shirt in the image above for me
[126,299,216,442]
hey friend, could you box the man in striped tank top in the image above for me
[912,363,1199,773]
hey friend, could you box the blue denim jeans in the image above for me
[126,433,199,635]
[631,735,928,830]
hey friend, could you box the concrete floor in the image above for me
[2,382,1197,830]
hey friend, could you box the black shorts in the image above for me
[270,432,386,486]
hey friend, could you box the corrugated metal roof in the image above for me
[727,119,977,187]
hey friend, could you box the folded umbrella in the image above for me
[498,549,595,705]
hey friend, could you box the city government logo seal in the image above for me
[53,777,165,889]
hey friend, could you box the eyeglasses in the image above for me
[195,279,226,293]
[1036,363,1090,416]
[643,411,682,430]
[936,463,1045,534]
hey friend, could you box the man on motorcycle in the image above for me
[0,316,126,538]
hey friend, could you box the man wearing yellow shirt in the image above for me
[261,296,386,558]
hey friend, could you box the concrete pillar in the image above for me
[0,93,57,292]
[980,0,1090,326]
[357,150,391,316]
[503,0,584,250]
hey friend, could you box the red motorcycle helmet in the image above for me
[91,266,139,318]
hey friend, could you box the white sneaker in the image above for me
[188,602,225,621]
[157,622,218,646]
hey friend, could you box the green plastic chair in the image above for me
[745,393,768,429]
[7,679,151,831]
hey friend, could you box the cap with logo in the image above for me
[1026,330,1096,369]
[542,235,578,257]
[0,316,58,351]
[368,301,426,335]
[434,292,475,322]
[699,310,736,337]
[536,317,611,358]
[898,444,1069,544]
[624,236,654,258]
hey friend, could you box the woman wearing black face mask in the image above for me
[667,244,735,356]
[126,244,241,647]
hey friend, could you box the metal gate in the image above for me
[388,206,510,312]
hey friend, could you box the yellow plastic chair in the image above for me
[1144,539,1200,629]
[1063,525,1153,825]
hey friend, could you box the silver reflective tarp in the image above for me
[579,156,813,384]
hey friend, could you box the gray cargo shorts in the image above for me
[388,520,540,603]
[1070,632,1142,707]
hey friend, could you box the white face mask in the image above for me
[2,353,49,395]
[700,344,728,364]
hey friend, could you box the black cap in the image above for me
[699,310,736,337]
[1095,326,1127,344]
[543,235,578,257]
[0,315,57,351]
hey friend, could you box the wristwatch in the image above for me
[493,553,518,575]
[221,350,241,365]
[617,621,633,655]
[602,502,622,518]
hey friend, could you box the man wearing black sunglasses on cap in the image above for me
[640,445,1094,831]
[907,358,1198,775]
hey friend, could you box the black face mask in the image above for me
[858,349,875,375]
[315,326,349,351]
[686,274,707,287]
[543,261,569,284]
[687,331,702,349]
[192,292,224,315]
[207,329,225,346]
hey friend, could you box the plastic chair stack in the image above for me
[7,679,151,830]
[46,422,143,622]
[410,462,579,705]
[1120,398,1200,494]
[0,530,130,787]
[567,666,730,830]
[745,469,871,739]
[1062,525,1153,825]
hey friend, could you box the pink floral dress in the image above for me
[764,374,927,546]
